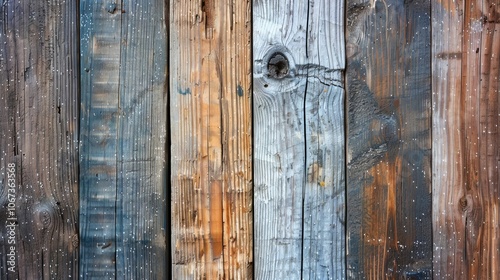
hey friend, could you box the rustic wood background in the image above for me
[0,0,498,279]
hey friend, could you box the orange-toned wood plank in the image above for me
[432,0,500,278]
[170,0,253,278]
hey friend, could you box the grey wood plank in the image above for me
[115,0,168,278]
[253,1,346,279]
[0,0,79,278]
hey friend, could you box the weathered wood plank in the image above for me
[80,0,168,278]
[432,0,500,278]
[253,1,345,279]
[80,1,122,277]
[346,0,433,278]
[170,0,253,278]
[115,1,168,278]
[431,0,466,278]
[0,0,79,278]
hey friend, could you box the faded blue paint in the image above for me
[237,85,244,97]
[178,87,191,95]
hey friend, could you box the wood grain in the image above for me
[346,0,433,278]
[253,1,345,279]
[169,0,253,278]
[80,0,168,278]
[0,0,79,278]
[432,0,500,278]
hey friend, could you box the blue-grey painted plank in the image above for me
[80,0,121,278]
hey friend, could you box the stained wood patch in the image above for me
[346,0,433,278]
[79,0,168,278]
[169,0,253,278]
[432,0,500,278]
[253,0,346,279]
[0,0,79,278]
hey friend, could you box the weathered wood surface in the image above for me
[346,0,432,278]
[0,0,79,278]
[432,0,500,278]
[253,0,345,279]
[169,0,253,278]
[80,0,168,278]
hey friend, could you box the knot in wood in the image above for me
[267,53,289,79]
[106,3,117,14]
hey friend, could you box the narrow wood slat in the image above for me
[0,0,79,278]
[80,0,168,278]
[432,0,500,278]
[346,0,433,278]
[80,1,122,277]
[115,1,168,278]
[170,0,253,278]
[253,1,346,278]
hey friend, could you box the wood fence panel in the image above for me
[253,1,346,279]
[0,0,79,278]
[346,0,433,278]
[432,0,500,278]
[169,0,253,278]
[80,0,168,278]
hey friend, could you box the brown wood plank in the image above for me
[432,0,500,278]
[253,0,346,278]
[0,0,79,278]
[346,0,433,278]
[169,0,253,278]
[79,0,168,278]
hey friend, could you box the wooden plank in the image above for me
[253,1,346,278]
[169,0,253,278]
[346,0,433,278]
[115,1,168,278]
[0,0,79,278]
[80,0,168,278]
[80,1,122,277]
[432,0,500,278]
[431,0,466,278]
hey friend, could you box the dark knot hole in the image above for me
[267,53,289,79]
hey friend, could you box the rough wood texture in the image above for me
[0,0,79,278]
[80,0,168,278]
[170,0,253,278]
[253,1,345,279]
[432,0,500,278]
[346,0,432,278]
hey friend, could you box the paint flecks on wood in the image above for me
[346,0,433,278]
[0,0,79,278]
[80,0,168,278]
[170,0,253,278]
[432,0,500,279]
[253,1,346,279]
